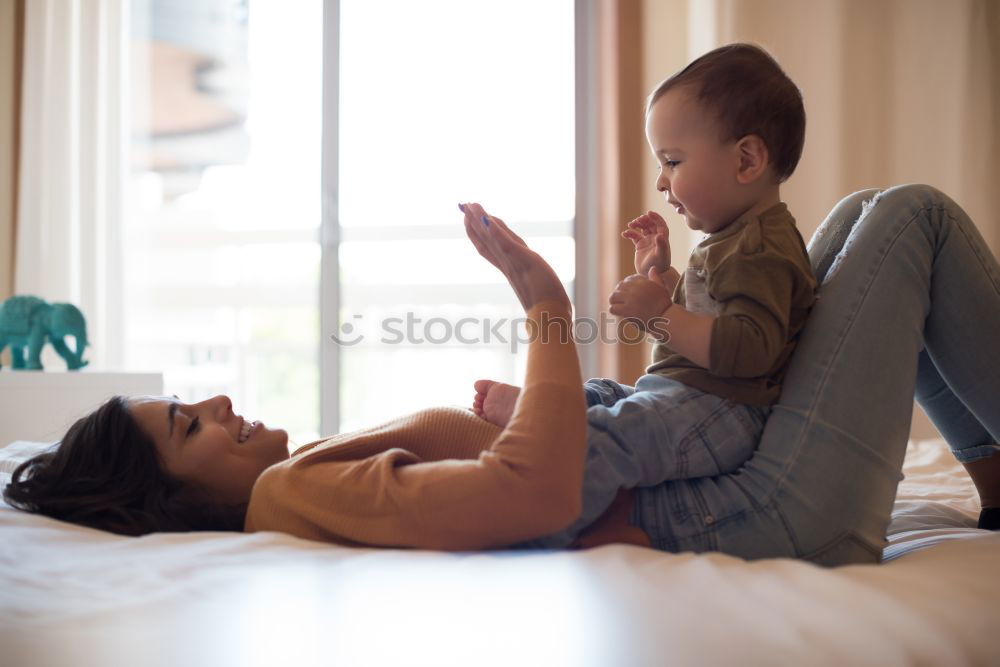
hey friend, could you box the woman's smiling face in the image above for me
[129,394,290,506]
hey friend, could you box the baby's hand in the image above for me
[608,267,674,338]
[622,211,671,276]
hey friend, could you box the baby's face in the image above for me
[645,87,747,234]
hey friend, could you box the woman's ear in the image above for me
[735,134,770,184]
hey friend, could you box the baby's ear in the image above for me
[735,134,770,184]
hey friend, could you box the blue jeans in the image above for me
[623,184,1000,566]
[511,375,771,549]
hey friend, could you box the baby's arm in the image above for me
[648,304,714,368]
[609,270,715,369]
[610,211,715,368]
[703,254,799,378]
[660,266,681,295]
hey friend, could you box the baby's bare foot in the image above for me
[472,379,521,428]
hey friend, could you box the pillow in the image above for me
[0,441,58,507]
[0,440,57,475]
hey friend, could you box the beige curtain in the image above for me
[714,0,999,442]
[0,0,22,306]
[632,0,999,438]
[713,0,1000,257]
[0,0,22,369]
[589,0,654,383]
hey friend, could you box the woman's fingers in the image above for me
[466,204,514,271]
[489,215,528,248]
[460,201,570,311]
[463,225,496,266]
[460,203,489,253]
[462,202,505,251]
[471,204,524,252]
[461,203,506,271]
[465,202,533,266]
[460,201,539,280]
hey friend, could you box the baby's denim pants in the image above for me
[512,374,770,549]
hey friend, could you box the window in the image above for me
[126,0,577,443]
[126,0,323,444]
[331,0,576,432]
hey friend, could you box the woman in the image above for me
[5,186,999,563]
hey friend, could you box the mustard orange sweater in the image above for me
[244,301,588,550]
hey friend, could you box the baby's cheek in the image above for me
[676,186,703,212]
[674,174,710,206]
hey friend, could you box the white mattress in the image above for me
[1,438,998,666]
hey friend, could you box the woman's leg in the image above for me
[774,184,1000,556]
[915,350,1000,521]
[913,193,1000,441]
[908,199,1000,526]
[914,349,999,462]
[787,184,1000,557]
[631,184,1000,563]
[820,201,1000,517]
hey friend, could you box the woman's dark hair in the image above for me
[647,42,806,184]
[2,395,247,536]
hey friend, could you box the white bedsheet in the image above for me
[1,438,997,667]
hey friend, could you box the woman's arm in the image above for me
[392,298,586,548]
[247,205,587,549]
[459,202,571,312]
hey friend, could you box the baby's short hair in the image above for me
[647,43,806,183]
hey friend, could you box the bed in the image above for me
[1,436,998,666]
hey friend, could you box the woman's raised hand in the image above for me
[460,202,570,312]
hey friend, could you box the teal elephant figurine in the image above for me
[0,295,89,370]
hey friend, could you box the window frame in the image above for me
[319,0,598,435]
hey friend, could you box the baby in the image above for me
[473,43,817,544]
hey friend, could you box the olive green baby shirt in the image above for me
[647,202,817,406]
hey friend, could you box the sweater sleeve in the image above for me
[707,250,801,379]
[245,300,587,550]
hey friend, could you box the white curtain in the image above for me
[15,0,127,369]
